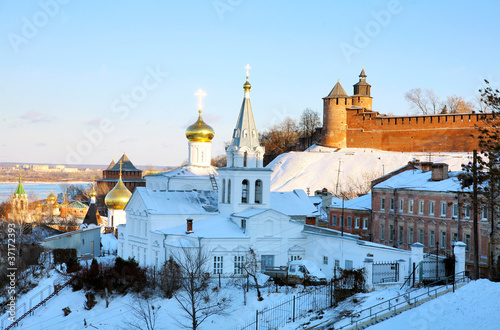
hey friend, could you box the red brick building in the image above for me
[327,193,372,241]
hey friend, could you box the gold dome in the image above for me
[47,191,57,203]
[243,78,251,91]
[185,110,215,142]
[105,177,132,210]
[90,183,97,198]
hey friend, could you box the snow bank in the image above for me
[269,147,472,193]
[100,233,117,254]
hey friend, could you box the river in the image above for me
[0,182,91,202]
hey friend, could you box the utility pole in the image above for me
[341,196,344,237]
[336,159,341,195]
[473,150,479,280]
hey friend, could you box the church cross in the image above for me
[119,160,123,177]
[195,89,207,111]
[245,64,251,78]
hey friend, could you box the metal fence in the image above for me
[240,284,333,330]
[372,261,399,284]
[422,255,446,282]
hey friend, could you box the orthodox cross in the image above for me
[245,64,251,78]
[195,89,207,111]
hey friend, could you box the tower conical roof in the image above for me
[106,158,116,170]
[325,80,348,98]
[230,75,261,149]
[359,67,367,78]
[14,175,26,196]
[108,154,141,172]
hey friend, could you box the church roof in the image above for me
[229,76,261,150]
[325,80,348,98]
[107,154,141,172]
[270,189,319,217]
[14,176,26,196]
[359,67,367,78]
[156,215,248,239]
[82,202,99,226]
[127,187,218,215]
[106,159,116,170]
[147,165,217,179]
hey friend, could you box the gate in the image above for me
[372,261,399,284]
[422,254,447,283]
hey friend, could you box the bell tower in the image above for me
[352,67,372,110]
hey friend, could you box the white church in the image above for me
[114,68,422,280]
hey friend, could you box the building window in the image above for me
[465,234,471,251]
[155,251,159,269]
[441,231,447,249]
[234,256,244,274]
[227,179,231,203]
[399,226,404,244]
[332,215,337,227]
[290,255,300,262]
[347,217,352,228]
[255,180,263,204]
[363,218,368,229]
[429,201,435,215]
[390,225,394,242]
[380,197,386,211]
[430,230,435,247]
[334,259,340,268]
[221,179,226,203]
[390,198,395,211]
[408,199,414,214]
[418,200,424,214]
[243,151,248,167]
[464,204,470,219]
[345,260,353,270]
[241,219,247,232]
[419,228,424,244]
[452,203,459,218]
[452,232,458,243]
[440,202,447,217]
[409,228,414,244]
[214,256,223,274]
[381,224,385,241]
[241,179,249,203]
[323,256,328,265]
[355,217,360,229]
[399,199,404,213]
[482,206,488,220]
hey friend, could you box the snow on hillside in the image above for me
[269,145,472,193]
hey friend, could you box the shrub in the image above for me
[84,292,97,310]
[62,307,71,316]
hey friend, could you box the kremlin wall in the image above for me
[316,69,484,152]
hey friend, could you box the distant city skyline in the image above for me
[1,0,499,166]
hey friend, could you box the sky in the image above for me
[0,0,499,167]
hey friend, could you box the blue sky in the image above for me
[0,0,499,166]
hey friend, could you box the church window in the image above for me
[336,99,339,105]
[255,180,263,204]
[227,179,231,203]
[252,129,256,138]
[243,129,248,138]
[222,179,226,203]
[244,151,248,167]
[234,256,244,274]
[241,180,249,203]
[214,256,223,274]
[234,129,240,138]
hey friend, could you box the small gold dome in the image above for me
[105,177,132,210]
[185,110,215,142]
[47,191,57,203]
[243,78,251,91]
[90,185,97,198]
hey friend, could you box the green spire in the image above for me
[15,174,26,196]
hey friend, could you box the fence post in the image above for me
[363,258,374,290]
[293,296,296,322]
[255,310,258,330]
[411,243,425,285]
[453,241,466,276]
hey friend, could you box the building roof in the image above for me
[270,189,319,217]
[146,165,217,179]
[83,202,99,226]
[229,76,261,150]
[156,215,248,238]
[329,193,371,210]
[325,80,348,98]
[127,187,218,215]
[14,176,26,196]
[68,201,87,209]
[107,154,142,172]
[106,159,116,170]
[373,168,467,193]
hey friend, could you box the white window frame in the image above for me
[429,201,435,215]
[482,206,488,220]
[408,199,414,214]
[464,204,470,219]
[440,201,447,217]
[380,224,385,241]
[399,199,404,213]
[234,255,244,275]
[380,197,386,211]
[390,197,395,211]
[452,203,459,218]
[430,230,435,247]
[323,256,328,265]
[418,200,424,214]
[363,218,368,230]
[355,217,360,229]
[214,256,224,274]
[409,227,414,244]
[441,231,446,249]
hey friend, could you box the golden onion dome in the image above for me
[90,185,97,198]
[47,191,57,203]
[243,78,251,91]
[185,110,215,142]
[105,177,132,210]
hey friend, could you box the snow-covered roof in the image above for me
[146,165,217,179]
[156,215,248,238]
[127,187,218,215]
[329,193,372,210]
[373,169,467,192]
[233,208,268,218]
[270,189,319,217]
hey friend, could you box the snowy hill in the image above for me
[268,145,472,194]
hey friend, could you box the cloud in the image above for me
[36,143,46,147]
[20,110,54,123]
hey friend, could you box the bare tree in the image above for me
[124,294,161,330]
[237,248,264,301]
[299,108,321,136]
[171,245,230,329]
[405,88,441,115]
[260,117,300,155]
[446,95,475,113]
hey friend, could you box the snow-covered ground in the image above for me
[6,262,499,330]
[269,146,472,193]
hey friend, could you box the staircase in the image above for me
[209,174,218,191]
[5,278,73,330]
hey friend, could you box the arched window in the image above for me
[222,179,226,204]
[241,179,249,203]
[243,151,248,167]
[243,129,248,138]
[231,151,235,167]
[255,180,262,204]
[227,179,231,203]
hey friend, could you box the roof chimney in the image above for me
[431,163,449,181]
[186,218,193,234]
[410,160,433,172]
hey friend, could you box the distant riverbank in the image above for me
[0,181,91,202]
